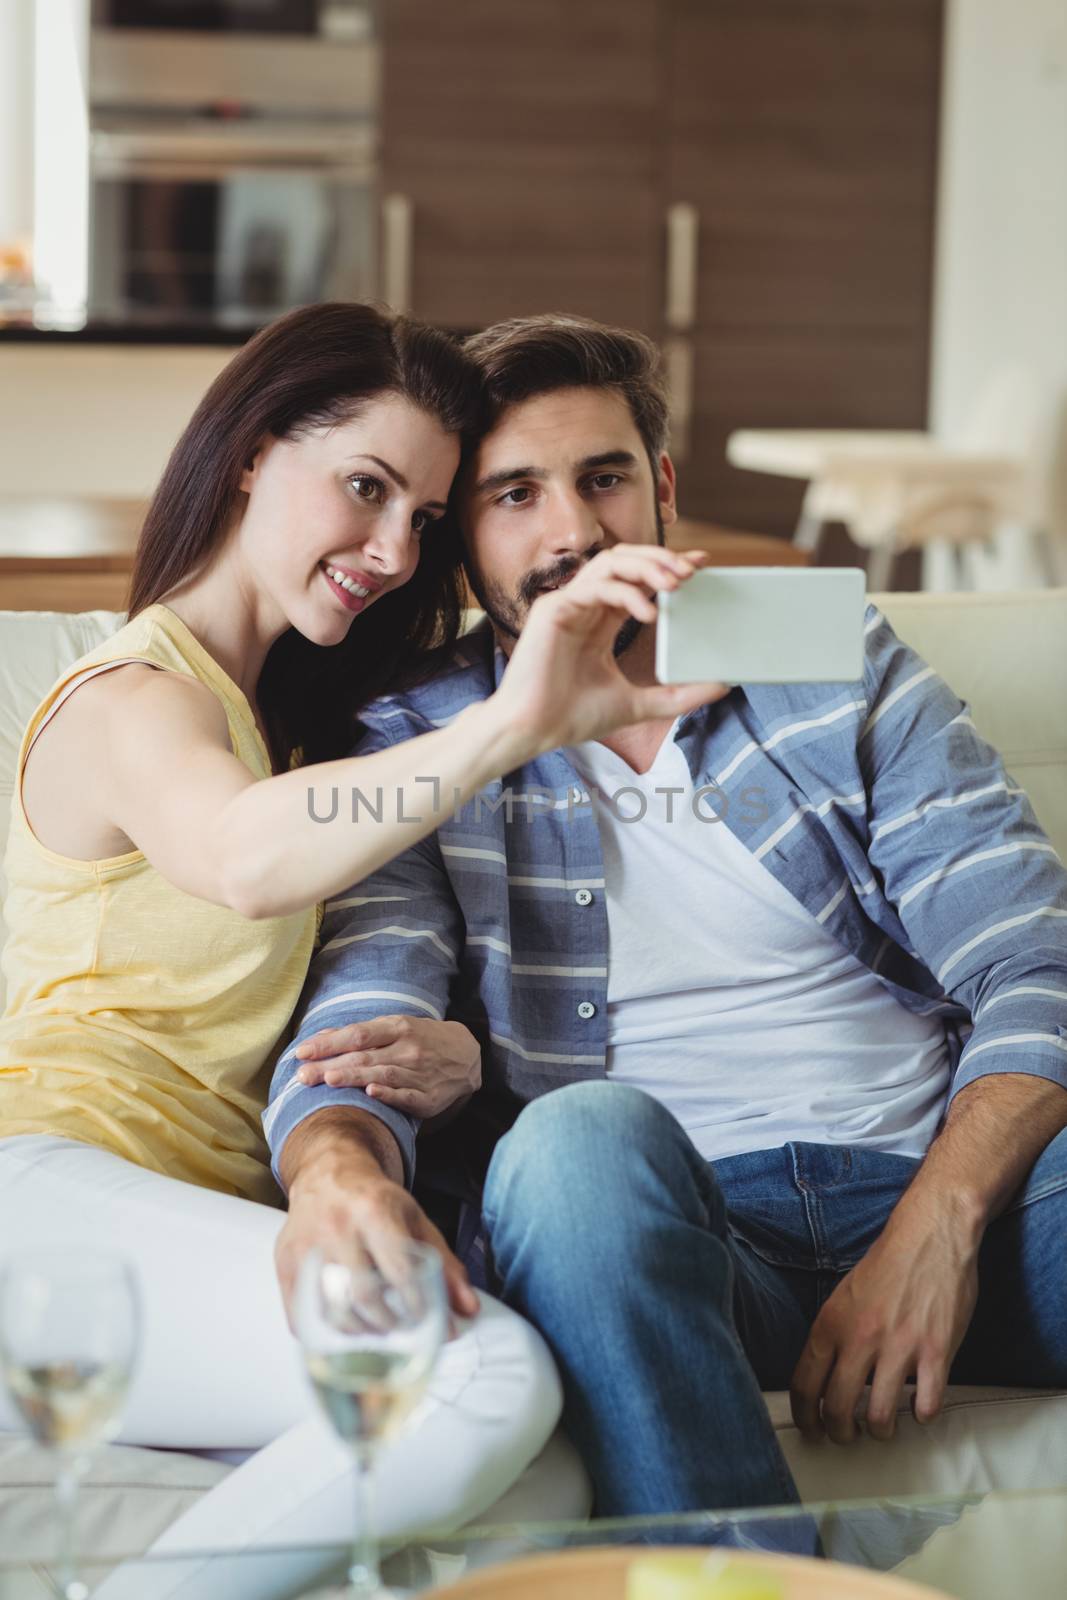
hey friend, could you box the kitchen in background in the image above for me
[3,0,945,539]
[88,0,378,330]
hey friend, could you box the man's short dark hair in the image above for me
[463,314,670,464]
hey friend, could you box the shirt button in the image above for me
[574,888,594,907]
[577,1001,597,1020]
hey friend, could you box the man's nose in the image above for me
[546,492,601,559]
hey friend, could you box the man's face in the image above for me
[458,386,678,653]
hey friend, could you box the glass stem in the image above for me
[347,1441,380,1598]
[55,1451,84,1600]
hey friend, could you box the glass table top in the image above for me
[1,1486,1064,1598]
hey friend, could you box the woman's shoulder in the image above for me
[67,665,237,791]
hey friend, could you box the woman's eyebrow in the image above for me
[352,453,409,489]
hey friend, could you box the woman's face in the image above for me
[237,393,461,646]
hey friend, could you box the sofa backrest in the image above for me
[0,611,126,1013]
[1,591,1065,1015]
[876,588,1067,865]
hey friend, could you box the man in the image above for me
[267,315,1067,1516]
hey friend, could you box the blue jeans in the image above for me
[481,1082,1067,1518]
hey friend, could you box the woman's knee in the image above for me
[464,1291,564,1447]
[378,1294,563,1532]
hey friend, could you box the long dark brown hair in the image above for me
[128,302,482,770]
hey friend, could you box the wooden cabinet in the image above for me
[665,0,943,530]
[380,0,664,332]
[381,0,943,534]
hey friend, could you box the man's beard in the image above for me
[465,499,666,662]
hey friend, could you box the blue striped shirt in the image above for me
[265,608,1067,1207]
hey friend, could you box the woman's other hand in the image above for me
[294,1016,481,1118]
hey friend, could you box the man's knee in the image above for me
[488,1082,682,1194]
[483,1081,718,1249]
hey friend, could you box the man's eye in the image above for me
[589,473,623,491]
[349,474,384,503]
[499,486,533,507]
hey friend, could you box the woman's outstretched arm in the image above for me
[97,546,724,918]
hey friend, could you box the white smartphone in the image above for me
[656,566,868,685]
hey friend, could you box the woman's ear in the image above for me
[239,438,267,495]
[656,452,679,531]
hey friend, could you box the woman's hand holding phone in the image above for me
[491,545,730,754]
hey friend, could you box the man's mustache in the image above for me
[517,554,598,609]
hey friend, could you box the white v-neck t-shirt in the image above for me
[566,726,951,1163]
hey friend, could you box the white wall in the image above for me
[929,0,1067,577]
[0,346,232,497]
[0,0,35,246]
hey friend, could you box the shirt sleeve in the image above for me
[263,711,466,1193]
[860,606,1067,1102]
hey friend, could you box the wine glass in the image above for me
[295,1241,448,1600]
[0,1250,140,1600]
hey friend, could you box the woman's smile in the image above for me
[319,559,379,613]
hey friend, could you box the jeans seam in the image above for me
[1002,1172,1067,1215]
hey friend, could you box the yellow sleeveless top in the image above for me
[0,604,319,1207]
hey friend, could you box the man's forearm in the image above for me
[279,1105,405,1196]
[893,1072,1067,1242]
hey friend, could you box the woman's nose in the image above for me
[362,515,416,577]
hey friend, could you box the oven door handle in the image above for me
[90,128,374,179]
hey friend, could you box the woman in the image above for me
[0,303,714,1590]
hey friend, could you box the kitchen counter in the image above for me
[0,317,259,345]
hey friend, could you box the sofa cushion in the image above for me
[771,1385,1067,1502]
[0,610,125,1012]
[0,1433,228,1563]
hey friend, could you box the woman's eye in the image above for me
[349,474,384,503]
[412,510,437,535]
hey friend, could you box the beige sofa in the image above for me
[1,591,1066,1562]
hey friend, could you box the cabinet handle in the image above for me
[665,202,699,331]
[381,192,413,313]
[664,335,694,464]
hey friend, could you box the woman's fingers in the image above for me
[322,1061,416,1089]
[534,544,710,639]
[554,577,658,625]
[299,1056,446,1116]
[571,544,701,597]
[295,1016,406,1061]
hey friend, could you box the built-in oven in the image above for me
[86,0,378,328]
[89,118,376,326]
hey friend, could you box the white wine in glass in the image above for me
[0,1251,140,1600]
[296,1243,448,1600]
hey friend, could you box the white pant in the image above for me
[0,1136,582,1598]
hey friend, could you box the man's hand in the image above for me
[789,1200,980,1445]
[295,1017,481,1118]
[275,1109,479,1327]
[789,1076,1067,1446]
